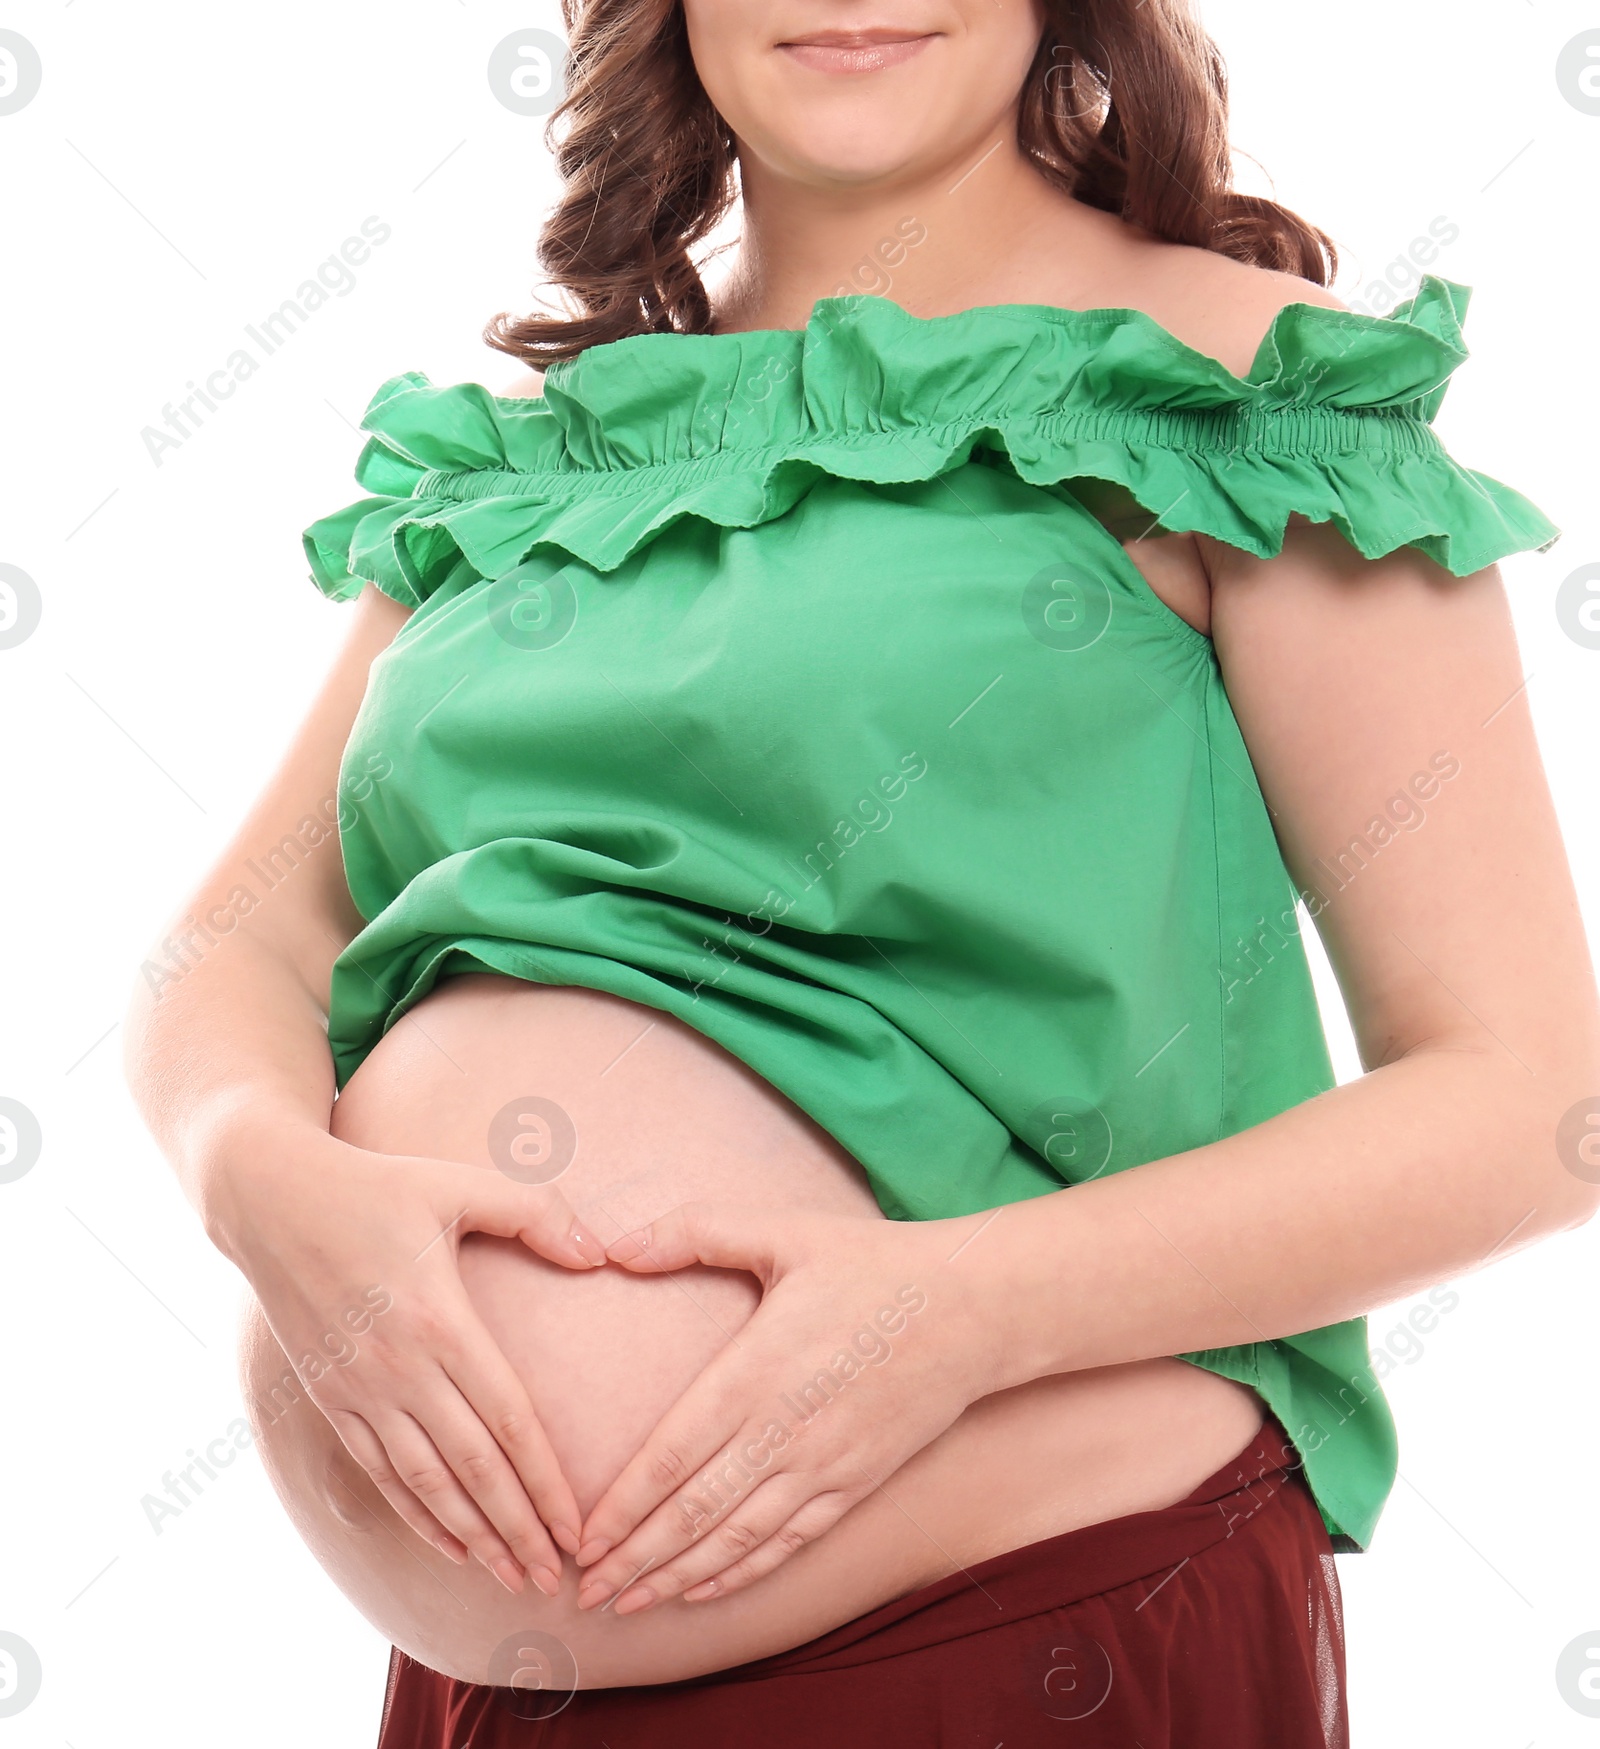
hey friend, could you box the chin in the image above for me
[748,109,958,191]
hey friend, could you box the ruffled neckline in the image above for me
[543,271,1473,420]
[366,274,1481,478]
[302,274,1560,601]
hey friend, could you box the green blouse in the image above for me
[301,274,1560,1552]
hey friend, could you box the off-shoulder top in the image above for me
[300,274,1561,1552]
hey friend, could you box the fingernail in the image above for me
[438,1539,469,1565]
[575,1537,611,1567]
[613,1584,655,1616]
[576,1580,612,1610]
[605,1226,650,1262]
[569,1224,604,1266]
[530,1565,561,1598]
[492,1556,525,1595]
[551,1520,582,1556]
[684,1579,719,1601]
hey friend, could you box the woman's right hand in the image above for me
[210,1117,605,1597]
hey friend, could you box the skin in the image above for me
[233,975,1267,1686]
[125,0,1600,1689]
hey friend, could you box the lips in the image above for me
[775,30,938,73]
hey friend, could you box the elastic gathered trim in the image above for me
[412,404,1444,500]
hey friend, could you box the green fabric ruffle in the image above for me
[303,274,1560,607]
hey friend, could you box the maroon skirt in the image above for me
[376,1414,1347,1748]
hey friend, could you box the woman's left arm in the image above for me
[573,518,1600,1612]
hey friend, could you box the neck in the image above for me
[708,130,1113,333]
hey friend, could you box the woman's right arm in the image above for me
[121,582,598,1597]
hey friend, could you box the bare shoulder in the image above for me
[1114,238,1347,377]
[1060,243,1348,635]
[496,367,546,400]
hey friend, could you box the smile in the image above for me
[775,31,939,74]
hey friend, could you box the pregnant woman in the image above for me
[124,1,1600,1743]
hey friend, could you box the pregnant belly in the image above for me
[238,973,1265,1690]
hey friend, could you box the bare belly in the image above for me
[238,973,1264,1689]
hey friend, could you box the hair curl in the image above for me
[485,0,1338,367]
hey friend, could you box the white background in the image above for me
[2,2,1597,1743]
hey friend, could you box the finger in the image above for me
[575,1414,784,1603]
[452,1171,607,1271]
[573,1359,753,1565]
[602,1199,782,1276]
[421,1387,565,1591]
[321,1405,472,1566]
[437,1328,581,1565]
[595,1476,808,1614]
[357,1404,537,1595]
[681,1493,857,1603]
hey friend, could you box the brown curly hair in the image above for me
[485,0,1338,368]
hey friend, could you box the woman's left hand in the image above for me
[571,1201,1007,1614]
